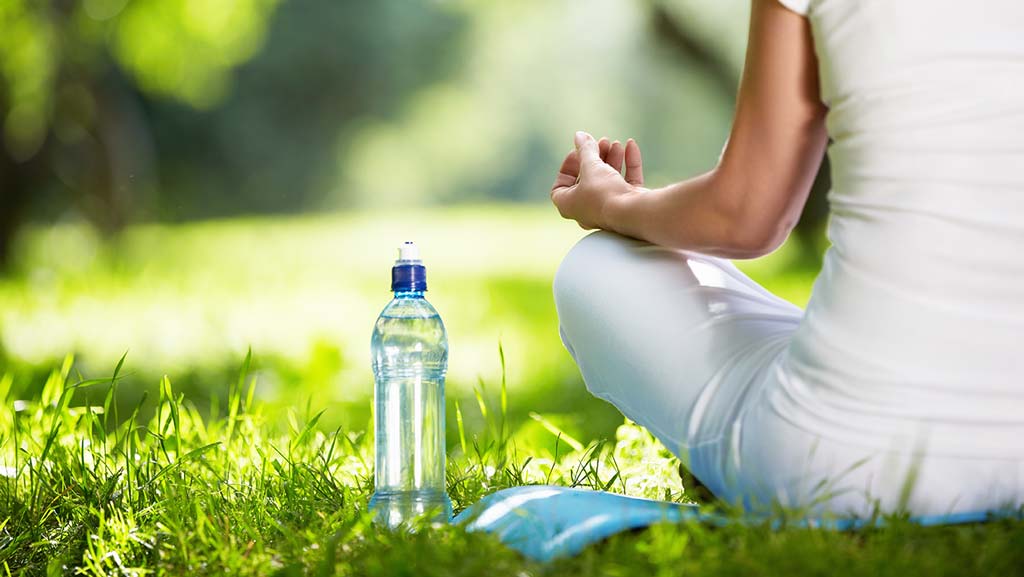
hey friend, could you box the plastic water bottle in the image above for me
[368,242,453,528]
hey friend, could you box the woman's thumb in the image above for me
[574,131,599,164]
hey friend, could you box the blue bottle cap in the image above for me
[391,241,427,292]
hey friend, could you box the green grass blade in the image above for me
[455,399,467,456]
[528,411,584,452]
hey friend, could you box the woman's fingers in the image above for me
[551,149,580,193]
[597,137,610,163]
[607,140,624,173]
[624,138,644,185]
[574,131,601,166]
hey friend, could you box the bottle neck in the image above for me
[393,290,425,299]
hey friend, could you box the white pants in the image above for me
[554,232,1023,516]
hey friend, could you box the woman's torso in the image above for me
[780,0,1024,457]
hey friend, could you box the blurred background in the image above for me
[0,0,827,445]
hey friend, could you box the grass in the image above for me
[2,353,1022,576]
[3,208,1021,574]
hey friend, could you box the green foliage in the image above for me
[0,0,282,160]
[112,0,282,108]
[0,0,56,160]
[0,0,751,234]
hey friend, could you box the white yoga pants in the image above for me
[553,231,1023,516]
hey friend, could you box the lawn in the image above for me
[0,205,817,443]
[2,207,1020,575]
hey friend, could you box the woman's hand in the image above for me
[550,131,645,230]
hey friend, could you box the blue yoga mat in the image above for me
[453,485,997,562]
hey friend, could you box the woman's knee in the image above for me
[554,231,642,310]
[552,232,641,383]
[554,232,638,342]
[555,232,609,310]
[553,230,705,328]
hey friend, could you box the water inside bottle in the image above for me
[370,297,452,527]
[373,314,446,491]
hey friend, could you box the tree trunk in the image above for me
[0,151,32,271]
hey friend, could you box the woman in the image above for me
[550,0,1024,516]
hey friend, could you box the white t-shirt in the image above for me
[774,0,1024,457]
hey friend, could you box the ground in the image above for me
[1,207,1021,575]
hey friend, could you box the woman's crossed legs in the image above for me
[554,231,1023,516]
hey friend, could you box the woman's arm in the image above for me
[551,0,827,258]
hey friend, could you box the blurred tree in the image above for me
[1,0,824,270]
[0,0,463,267]
[146,0,463,219]
[0,0,284,266]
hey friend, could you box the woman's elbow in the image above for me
[730,223,790,258]
[717,200,796,258]
[708,198,792,259]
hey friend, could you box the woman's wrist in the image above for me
[600,186,649,237]
[598,172,716,248]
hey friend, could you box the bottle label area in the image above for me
[373,374,447,492]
